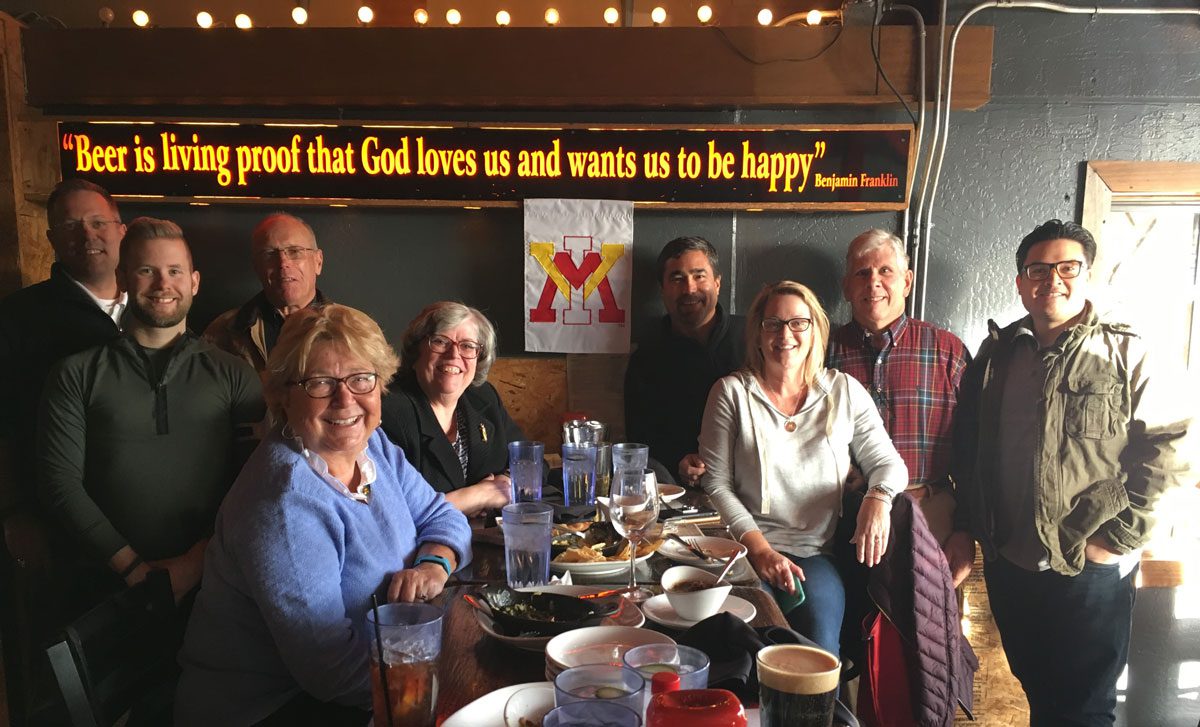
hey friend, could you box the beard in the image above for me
[128,297,190,328]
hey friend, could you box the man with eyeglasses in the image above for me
[624,236,745,485]
[38,218,263,615]
[205,212,328,371]
[826,228,972,580]
[0,180,129,496]
[952,219,1190,726]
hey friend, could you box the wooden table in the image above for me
[434,584,786,722]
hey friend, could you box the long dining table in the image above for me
[431,510,789,723]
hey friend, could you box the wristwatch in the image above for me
[414,554,453,577]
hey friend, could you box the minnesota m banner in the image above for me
[524,199,633,353]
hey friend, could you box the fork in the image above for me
[666,533,717,563]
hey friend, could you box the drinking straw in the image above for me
[371,594,395,727]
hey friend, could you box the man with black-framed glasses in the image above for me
[953,218,1191,726]
[205,212,329,371]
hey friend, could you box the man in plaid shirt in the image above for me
[827,229,974,586]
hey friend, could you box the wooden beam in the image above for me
[21,25,992,112]
[0,14,57,295]
[1089,161,1200,198]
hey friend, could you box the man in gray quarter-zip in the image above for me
[37,218,263,615]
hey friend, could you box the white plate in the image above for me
[545,625,676,672]
[640,593,757,630]
[659,484,686,502]
[473,586,645,651]
[442,681,553,727]
[659,535,747,569]
[550,549,654,576]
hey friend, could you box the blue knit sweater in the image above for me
[175,427,471,725]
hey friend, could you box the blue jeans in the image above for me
[985,556,1137,727]
[762,552,845,657]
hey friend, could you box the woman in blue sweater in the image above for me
[176,304,472,726]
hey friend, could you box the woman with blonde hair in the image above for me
[699,281,906,654]
[177,304,470,726]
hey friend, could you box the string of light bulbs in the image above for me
[120,5,840,29]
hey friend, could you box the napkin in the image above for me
[678,612,860,727]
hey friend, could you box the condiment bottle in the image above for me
[645,688,748,727]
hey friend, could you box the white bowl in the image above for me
[658,484,686,502]
[661,565,732,622]
[545,625,676,672]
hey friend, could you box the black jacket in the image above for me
[623,304,745,482]
[379,373,524,493]
[0,264,121,498]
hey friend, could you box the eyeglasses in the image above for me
[50,218,121,235]
[258,246,318,262]
[427,334,483,359]
[290,373,379,399]
[761,317,813,333]
[1022,260,1085,281]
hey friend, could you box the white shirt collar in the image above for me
[65,273,127,325]
[285,428,377,502]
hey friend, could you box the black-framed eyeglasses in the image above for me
[427,334,483,359]
[290,373,379,399]
[1023,260,1085,281]
[258,246,318,262]
[761,317,813,333]
[50,218,121,235]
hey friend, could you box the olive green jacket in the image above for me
[953,303,1190,575]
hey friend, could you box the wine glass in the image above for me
[609,467,660,603]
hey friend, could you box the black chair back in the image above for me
[44,570,180,727]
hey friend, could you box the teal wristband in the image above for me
[414,554,452,577]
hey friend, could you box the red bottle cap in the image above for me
[651,671,681,694]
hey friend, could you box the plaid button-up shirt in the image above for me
[827,315,970,487]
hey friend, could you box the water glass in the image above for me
[612,443,650,476]
[562,442,597,507]
[623,643,710,690]
[563,419,607,445]
[366,603,443,727]
[508,440,544,502]
[554,664,645,716]
[501,502,553,589]
[545,701,642,727]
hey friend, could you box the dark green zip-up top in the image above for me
[37,332,264,563]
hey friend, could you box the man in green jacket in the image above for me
[38,218,263,610]
[951,219,1191,726]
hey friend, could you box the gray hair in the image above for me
[399,301,498,386]
[252,212,318,250]
[846,228,909,270]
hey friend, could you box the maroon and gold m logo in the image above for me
[528,236,626,325]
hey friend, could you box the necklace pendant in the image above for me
[784,420,797,433]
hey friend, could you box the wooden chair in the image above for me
[44,570,180,727]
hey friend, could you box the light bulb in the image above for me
[805,9,822,25]
[496,10,511,25]
[131,9,149,26]
[98,6,115,25]
[696,5,713,24]
[757,8,773,25]
[446,8,461,25]
[413,8,429,25]
[650,6,666,25]
[603,6,619,25]
[357,5,374,23]
[234,13,252,28]
[544,8,559,25]
[291,5,308,24]
[195,11,213,28]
